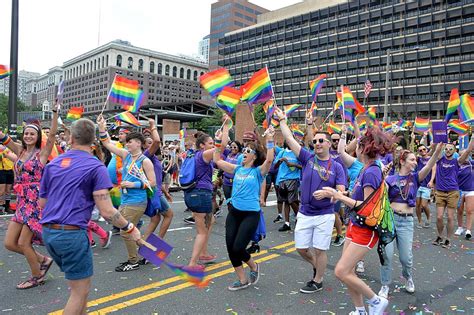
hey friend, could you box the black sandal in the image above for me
[16,276,44,290]
[40,256,53,278]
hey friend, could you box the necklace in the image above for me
[396,173,411,201]
[131,152,141,157]
[313,156,331,181]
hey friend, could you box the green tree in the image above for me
[254,103,265,126]
[0,94,27,127]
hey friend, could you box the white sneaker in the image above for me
[455,227,465,236]
[465,230,472,240]
[378,285,389,299]
[405,277,415,293]
[368,296,389,315]
[356,261,365,273]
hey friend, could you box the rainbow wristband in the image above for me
[2,136,12,146]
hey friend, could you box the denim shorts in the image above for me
[43,227,93,280]
[416,186,431,200]
[184,188,213,213]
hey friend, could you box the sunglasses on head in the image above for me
[242,147,256,154]
[313,138,327,144]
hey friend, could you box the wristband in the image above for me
[121,222,133,232]
[2,136,12,146]
[133,181,142,189]
[126,226,136,234]
[150,127,157,132]
[266,141,275,149]
[214,143,222,148]
[215,139,222,144]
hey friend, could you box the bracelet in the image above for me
[126,226,136,234]
[278,117,287,122]
[2,136,12,146]
[266,141,275,149]
[214,143,222,148]
[215,139,222,144]
[121,222,133,232]
[150,127,157,131]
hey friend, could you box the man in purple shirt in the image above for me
[40,119,141,314]
[276,108,346,294]
[433,141,473,248]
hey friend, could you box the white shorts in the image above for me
[463,191,474,197]
[295,213,335,250]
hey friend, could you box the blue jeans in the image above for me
[380,213,414,285]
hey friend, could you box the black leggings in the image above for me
[225,206,260,267]
[223,184,233,201]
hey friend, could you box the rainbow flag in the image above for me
[200,68,233,98]
[382,122,392,132]
[448,119,469,135]
[241,68,273,105]
[290,123,304,139]
[0,65,12,79]
[309,74,327,101]
[359,120,367,131]
[414,117,430,134]
[164,261,209,288]
[263,99,275,127]
[328,120,341,134]
[216,86,241,115]
[115,111,141,127]
[458,93,474,124]
[66,106,84,121]
[341,86,356,109]
[310,101,318,114]
[179,128,186,139]
[123,89,144,114]
[368,106,377,122]
[109,75,140,106]
[396,119,410,129]
[271,118,280,128]
[445,88,460,122]
[347,123,355,134]
[284,104,301,117]
[343,108,354,123]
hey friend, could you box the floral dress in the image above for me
[12,150,44,245]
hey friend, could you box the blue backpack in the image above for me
[179,149,198,191]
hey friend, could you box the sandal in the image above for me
[16,276,44,290]
[40,256,54,278]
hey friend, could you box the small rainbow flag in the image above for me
[179,128,186,139]
[216,86,241,115]
[359,120,367,131]
[200,68,233,98]
[164,261,209,288]
[368,106,377,122]
[414,117,430,134]
[347,123,355,134]
[448,119,469,135]
[341,86,356,109]
[66,106,84,121]
[396,119,410,129]
[382,122,392,132]
[445,88,461,122]
[343,108,354,123]
[284,104,302,117]
[0,65,12,79]
[241,68,273,105]
[290,123,304,139]
[115,111,141,127]
[458,93,474,124]
[328,120,342,134]
[263,99,275,127]
[271,118,280,128]
[309,74,327,101]
[123,89,145,114]
[110,75,140,106]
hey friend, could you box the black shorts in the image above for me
[0,170,14,185]
[276,179,300,204]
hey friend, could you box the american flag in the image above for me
[364,80,373,98]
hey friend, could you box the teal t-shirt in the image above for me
[275,147,301,185]
[231,165,264,211]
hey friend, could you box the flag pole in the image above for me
[341,85,345,125]
[100,74,117,116]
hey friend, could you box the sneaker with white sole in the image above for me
[405,277,415,293]
[356,261,365,273]
[228,280,250,291]
[333,235,345,247]
[115,261,139,272]
[299,280,323,293]
[378,285,389,299]
[368,296,388,315]
[100,231,112,249]
[455,226,465,236]
[465,230,472,240]
[249,263,260,284]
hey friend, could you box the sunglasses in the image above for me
[418,148,426,152]
[331,139,340,142]
[313,138,328,144]
[231,146,238,149]
[242,147,256,154]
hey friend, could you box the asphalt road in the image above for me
[0,193,473,314]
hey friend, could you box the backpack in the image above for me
[179,149,198,191]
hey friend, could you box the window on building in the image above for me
[106,55,109,67]
[87,63,89,73]
[117,55,122,67]
[180,67,184,78]
[158,63,162,74]
[128,57,133,69]
[101,56,104,68]
[187,69,191,80]
[150,61,155,73]
[193,70,198,81]
[138,59,144,71]
[94,59,97,71]
[165,65,170,76]
[172,66,177,77]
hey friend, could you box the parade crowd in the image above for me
[0,103,473,315]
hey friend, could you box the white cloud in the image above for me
[0,0,299,74]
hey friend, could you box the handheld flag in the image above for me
[110,75,140,106]
[458,93,474,124]
[115,111,141,127]
[284,104,301,117]
[179,128,187,140]
[414,117,430,134]
[445,88,460,122]
[241,68,273,105]
[57,80,65,104]
[216,86,241,115]
[396,119,410,130]
[138,234,173,267]
[124,90,145,114]
[382,122,392,132]
[66,106,84,121]
[0,65,12,79]
[367,106,377,123]
[309,74,326,101]
[290,123,304,139]
[262,99,275,127]
[364,80,373,98]
[327,120,342,134]
[199,68,233,98]
[447,119,469,135]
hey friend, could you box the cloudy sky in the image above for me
[0,0,300,74]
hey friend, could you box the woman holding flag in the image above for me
[213,120,274,291]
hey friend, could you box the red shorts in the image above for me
[345,221,378,249]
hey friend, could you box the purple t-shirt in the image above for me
[298,149,346,216]
[386,172,420,207]
[435,156,459,191]
[351,164,383,202]
[458,160,474,192]
[195,150,213,191]
[223,151,240,187]
[40,150,113,229]
[416,157,432,188]
[144,150,162,197]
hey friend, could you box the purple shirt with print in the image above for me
[223,150,240,187]
[435,156,459,191]
[386,172,420,207]
[144,149,162,197]
[458,160,474,191]
[195,150,213,191]
[40,150,113,229]
[351,164,383,202]
[298,149,346,216]
[416,157,432,188]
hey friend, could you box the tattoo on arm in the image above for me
[105,210,122,225]
[93,192,110,201]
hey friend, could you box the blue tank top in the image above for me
[121,153,148,205]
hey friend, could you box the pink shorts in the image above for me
[346,221,378,249]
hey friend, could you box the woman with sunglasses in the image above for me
[321,127,396,315]
[213,123,275,291]
[377,144,443,299]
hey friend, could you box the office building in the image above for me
[0,70,40,102]
[61,40,208,113]
[209,0,269,68]
[25,67,63,108]
[220,0,474,120]
[199,35,210,63]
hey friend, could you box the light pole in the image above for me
[8,0,19,138]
